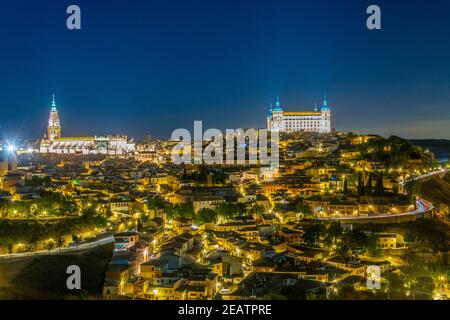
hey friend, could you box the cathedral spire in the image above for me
[47,94,61,140]
[275,94,280,107]
[314,101,318,112]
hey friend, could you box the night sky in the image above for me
[1,0,449,140]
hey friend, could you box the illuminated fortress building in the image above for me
[40,95,135,155]
[267,95,332,133]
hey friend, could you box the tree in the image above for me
[1,239,14,255]
[384,272,408,299]
[336,242,352,264]
[248,204,265,216]
[169,203,194,220]
[80,205,107,227]
[56,237,65,253]
[324,222,342,247]
[72,234,80,244]
[404,232,416,243]
[0,199,10,218]
[366,233,379,256]
[332,284,370,300]
[345,229,370,256]
[375,173,383,195]
[44,240,55,254]
[405,180,421,202]
[147,196,167,219]
[72,234,80,251]
[365,173,373,195]
[343,177,349,195]
[392,184,399,195]
[216,203,246,219]
[234,203,247,216]
[195,208,217,225]
[357,173,365,196]
[303,224,324,248]
[164,204,175,220]
[26,239,37,252]
[413,276,435,298]
[136,218,144,231]
[293,198,313,217]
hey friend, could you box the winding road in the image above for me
[0,235,114,261]
[399,168,447,186]
[317,169,447,223]
[318,197,433,222]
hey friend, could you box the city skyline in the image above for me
[1,0,450,140]
[0,0,449,303]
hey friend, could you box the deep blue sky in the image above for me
[0,0,449,140]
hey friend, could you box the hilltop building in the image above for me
[40,95,135,155]
[267,95,332,133]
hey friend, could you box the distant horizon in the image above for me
[28,98,450,141]
[4,111,450,143]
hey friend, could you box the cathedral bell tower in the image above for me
[47,94,61,141]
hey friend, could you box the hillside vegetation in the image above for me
[421,173,450,207]
[0,244,112,299]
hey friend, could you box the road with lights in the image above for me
[318,198,433,222]
[317,168,447,223]
[399,168,448,186]
[0,235,114,261]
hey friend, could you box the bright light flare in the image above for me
[7,144,16,153]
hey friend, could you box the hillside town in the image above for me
[1,129,449,300]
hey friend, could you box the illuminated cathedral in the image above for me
[39,95,136,155]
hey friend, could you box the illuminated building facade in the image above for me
[47,94,61,140]
[267,96,332,133]
[40,96,135,155]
